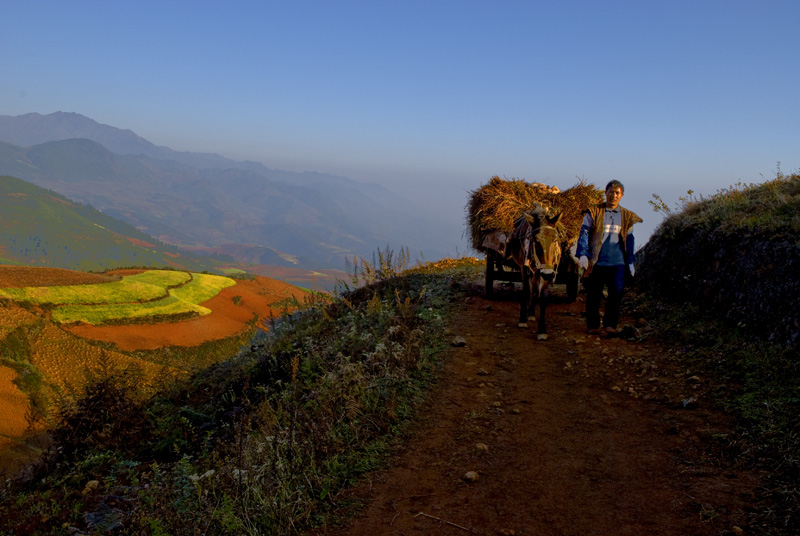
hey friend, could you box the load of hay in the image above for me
[467,176,603,253]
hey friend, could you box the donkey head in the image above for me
[524,211,563,282]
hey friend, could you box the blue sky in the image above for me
[2,0,798,245]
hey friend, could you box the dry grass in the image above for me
[466,176,602,251]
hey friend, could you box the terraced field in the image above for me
[0,266,308,472]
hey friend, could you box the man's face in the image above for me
[605,187,624,209]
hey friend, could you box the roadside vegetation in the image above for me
[637,170,800,534]
[0,255,484,535]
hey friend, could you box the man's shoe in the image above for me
[603,326,618,336]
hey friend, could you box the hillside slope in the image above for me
[0,175,224,272]
[0,265,308,472]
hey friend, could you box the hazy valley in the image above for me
[0,112,463,274]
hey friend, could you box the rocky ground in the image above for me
[310,283,766,536]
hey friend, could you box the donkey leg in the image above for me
[518,268,532,328]
[537,284,549,340]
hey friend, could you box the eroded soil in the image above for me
[313,284,764,536]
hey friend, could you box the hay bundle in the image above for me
[467,176,603,252]
[546,180,605,243]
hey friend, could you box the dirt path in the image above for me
[312,284,762,536]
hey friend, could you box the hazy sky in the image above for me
[2,0,798,244]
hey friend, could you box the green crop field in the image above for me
[51,295,210,324]
[170,273,237,304]
[123,270,193,289]
[0,270,192,305]
[0,270,236,325]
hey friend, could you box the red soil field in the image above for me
[0,367,28,450]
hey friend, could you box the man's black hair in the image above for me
[605,180,625,193]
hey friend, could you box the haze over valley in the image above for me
[0,111,465,277]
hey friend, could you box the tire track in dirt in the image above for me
[313,285,762,536]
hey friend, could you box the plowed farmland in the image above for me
[0,266,121,288]
[0,367,28,452]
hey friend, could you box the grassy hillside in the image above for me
[0,269,238,419]
[0,175,228,272]
[640,173,800,345]
[0,270,236,325]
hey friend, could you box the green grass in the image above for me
[124,270,193,289]
[220,268,247,276]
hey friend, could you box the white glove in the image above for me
[628,264,635,277]
[578,256,589,270]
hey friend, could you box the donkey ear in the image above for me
[547,211,562,226]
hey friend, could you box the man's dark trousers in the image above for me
[585,264,626,330]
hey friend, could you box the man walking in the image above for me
[577,180,642,335]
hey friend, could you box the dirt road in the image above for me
[313,284,763,536]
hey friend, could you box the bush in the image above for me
[639,173,800,346]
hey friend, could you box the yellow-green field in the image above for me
[0,270,191,305]
[0,270,236,326]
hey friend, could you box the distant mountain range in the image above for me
[0,112,459,270]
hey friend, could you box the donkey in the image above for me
[506,204,564,340]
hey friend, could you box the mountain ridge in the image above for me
[0,112,461,269]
